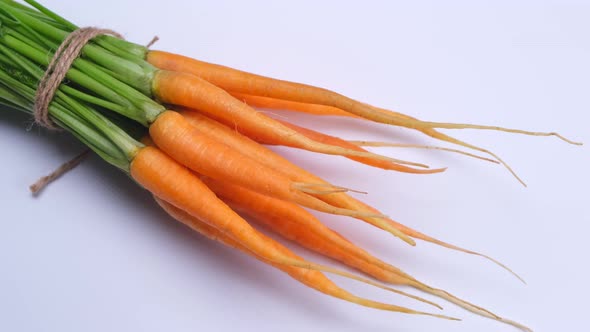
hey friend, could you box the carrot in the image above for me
[230,92,359,118]
[147,51,581,185]
[230,94,499,165]
[175,110,415,245]
[202,176,413,281]
[151,70,428,169]
[148,110,384,220]
[130,145,432,293]
[0,3,549,329]
[349,141,499,164]
[205,178,530,331]
[154,197,451,317]
[242,117,446,174]
[234,96,536,186]
[179,110,523,281]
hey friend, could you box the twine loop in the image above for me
[34,27,123,129]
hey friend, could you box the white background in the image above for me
[1,1,589,331]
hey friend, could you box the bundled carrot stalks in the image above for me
[0,1,581,331]
[0,44,455,321]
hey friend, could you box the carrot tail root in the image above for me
[408,280,532,332]
[349,140,500,164]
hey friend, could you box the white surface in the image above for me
[1,1,589,331]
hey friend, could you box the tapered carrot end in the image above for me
[302,140,432,169]
[425,121,582,149]
[478,252,526,285]
[292,182,368,195]
[428,167,447,174]
[349,140,501,165]
[551,132,583,146]
[337,289,458,321]
[363,106,578,186]
[391,222,525,282]
[405,128,529,187]
[281,257,443,309]
[413,282,532,331]
[438,240,525,283]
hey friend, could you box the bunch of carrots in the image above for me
[0,1,582,330]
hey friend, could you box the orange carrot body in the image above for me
[148,111,371,218]
[147,51,359,110]
[130,146,386,278]
[147,51,432,130]
[149,51,580,187]
[154,196,348,293]
[151,70,405,164]
[230,92,358,118]
[177,110,414,244]
[203,176,412,284]
[201,178,532,329]
[154,197,450,317]
[179,110,521,277]
[130,146,309,265]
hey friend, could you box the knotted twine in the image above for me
[34,27,123,129]
[30,27,123,195]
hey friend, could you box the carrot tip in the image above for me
[425,313,462,321]
[292,182,369,195]
[407,280,532,331]
[349,140,501,165]
[549,132,582,146]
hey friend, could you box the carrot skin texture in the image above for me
[130,146,320,266]
[149,51,579,187]
[179,111,426,234]
[231,92,359,118]
[179,110,519,272]
[154,196,344,293]
[202,179,531,330]
[227,92,494,159]
[203,176,412,283]
[145,50,532,330]
[154,197,450,317]
[147,51,421,128]
[268,119,445,174]
[178,110,415,244]
[148,111,375,218]
[151,70,423,166]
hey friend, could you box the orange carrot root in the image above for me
[151,70,426,166]
[173,110,417,245]
[154,196,452,317]
[406,280,532,331]
[148,110,381,219]
[146,55,579,185]
[133,146,431,300]
[268,119,447,173]
[230,92,360,118]
[207,177,529,330]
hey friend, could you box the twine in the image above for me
[34,27,123,129]
[29,150,90,195]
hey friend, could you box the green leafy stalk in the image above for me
[0,63,141,171]
[21,0,149,59]
[0,1,154,93]
[0,30,164,125]
[0,1,170,170]
[0,1,173,128]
